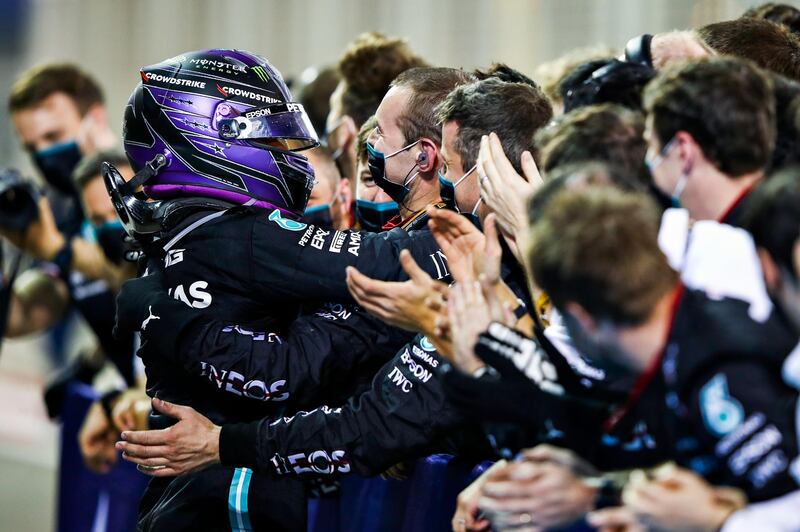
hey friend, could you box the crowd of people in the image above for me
[2,2,800,531]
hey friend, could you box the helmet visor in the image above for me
[215,102,319,151]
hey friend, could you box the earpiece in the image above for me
[417,152,428,164]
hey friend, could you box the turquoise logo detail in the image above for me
[419,336,436,352]
[699,374,745,437]
[269,209,307,231]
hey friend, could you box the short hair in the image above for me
[72,150,129,190]
[337,32,428,128]
[436,76,552,174]
[8,63,104,115]
[743,167,800,274]
[298,65,340,137]
[473,63,537,86]
[356,115,377,164]
[391,67,476,147]
[528,186,677,325]
[306,146,341,192]
[743,3,800,35]
[536,104,649,184]
[528,161,647,226]
[697,18,800,81]
[769,73,800,171]
[643,57,775,177]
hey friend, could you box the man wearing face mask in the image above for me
[643,57,774,226]
[353,115,400,231]
[9,63,117,236]
[4,65,140,397]
[302,147,352,230]
[325,32,427,205]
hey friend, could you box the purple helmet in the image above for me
[123,49,319,217]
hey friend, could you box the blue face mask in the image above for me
[94,219,127,264]
[32,140,82,195]
[356,199,399,232]
[303,203,334,229]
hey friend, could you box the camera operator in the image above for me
[3,64,139,391]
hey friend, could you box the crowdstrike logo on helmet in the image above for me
[141,72,206,89]
[216,84,281,104]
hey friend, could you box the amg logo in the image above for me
[199,361,288,402]
[348,232,362,257]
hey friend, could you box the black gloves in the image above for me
[113,265,169,339]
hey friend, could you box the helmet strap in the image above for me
[120,153,168,195]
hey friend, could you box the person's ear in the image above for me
[758,247,781,294]
[338,115,357,148]
[332,178,353,230]
[564,302,598,335]
[416,139,438,173]
[674,131,697,174]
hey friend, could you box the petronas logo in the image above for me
[252,66,270,83]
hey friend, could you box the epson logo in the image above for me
[244,108,273,119]
[142,72,206,89]
[200,361,289,402]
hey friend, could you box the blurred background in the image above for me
[0,0,793,530]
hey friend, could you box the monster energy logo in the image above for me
[252,66,270,83]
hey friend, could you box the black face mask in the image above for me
[366,141,420,204]
[302,203,335,229]
[32,140,82,195]
[355,199,399,232]
[94,220,127,264]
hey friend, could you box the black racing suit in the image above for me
[602,287,799,501]
[133,204,449,530]
[214,250,532,478]
[441,287,800,494]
